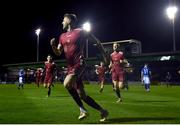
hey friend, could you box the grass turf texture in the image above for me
[0,83,180,124]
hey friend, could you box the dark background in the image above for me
[0,0,179,65]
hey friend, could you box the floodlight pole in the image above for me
[86,39,88,58]
[172,18,176,52]
[35,28,41,62]
[82,22,91,58]
[166,6,177,52]
[37,34,39,62]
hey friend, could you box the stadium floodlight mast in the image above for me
[35,28,41,62]
[83,22,91,58]
[166,6,178,52]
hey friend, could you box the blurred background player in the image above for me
[109,43,127,103]
[35,68,43,88]
[50,13,108,122]
[44,55,56,97]
[123,60,130,91]
[141,64,151,92]
[18,68,25,89]
[95,62,106,93]
[165,72,172,87]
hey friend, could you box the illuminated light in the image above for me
[83,22,91,32]
[166,6,178,20]
[160,56,171,61]
[35,28,41,35]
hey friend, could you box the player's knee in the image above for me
[119,83,124,89]
[63,82,68,88]
[63,82,72,89]
[119,85,124,89]
[44,84,47,88]
[48,84,51,88]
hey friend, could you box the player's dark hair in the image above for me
[64,13,77,28]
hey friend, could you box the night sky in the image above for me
[0,0,180,65]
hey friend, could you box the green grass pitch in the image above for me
[0,83,180,124]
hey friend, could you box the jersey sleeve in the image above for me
[119,52,124,60]
[59,34,64,45]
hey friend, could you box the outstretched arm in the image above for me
[89,34,110,66]
[123,59,128,64]
[95,69,99,75]
[50,38,63,56]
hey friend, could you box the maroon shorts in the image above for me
[112,71,124,82]
[98,75,105,83]
[36,77,42,84]
[67,63,86,89]
[44,75,53,84]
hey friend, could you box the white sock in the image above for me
[80,107,87,113]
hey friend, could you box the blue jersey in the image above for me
[19,70,24,78]
[141,67,151,77]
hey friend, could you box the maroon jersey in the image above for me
[44,61,55,84]
[59,28,85,69]
[45,61,55,76]
[96,66,106,78]
[44,61,55,76]
[111,51,124,72]
[110,51,124,81]
[59,28,86,89]
[36,69,42,78]
[96,66,106,82]
[36,68,43,83]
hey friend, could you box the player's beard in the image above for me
[63,23,69,31]
[114,49,118,52]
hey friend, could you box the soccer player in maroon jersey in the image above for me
[50,13,108,122]
[109,43,128,103]
[95,62,106,93]
[44,55,56,97]
[35,68,43,88]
